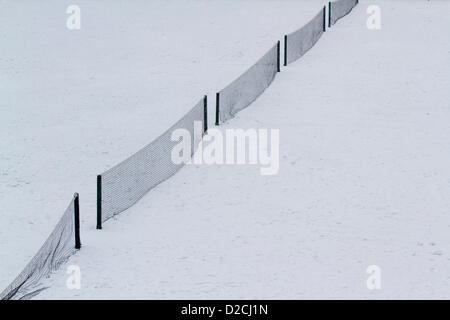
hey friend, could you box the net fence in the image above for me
[330,0,358,26]
[98,98,206,225]
[0,195,78,300]
[285,7,325,65]
[216,43,279,124]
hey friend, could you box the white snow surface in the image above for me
[1,0,450,299]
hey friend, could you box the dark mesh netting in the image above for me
[330,0,358,26]
[217,43,279,124]
[286,8,325,65]
[0,198,77,300]
[100,98,205,222]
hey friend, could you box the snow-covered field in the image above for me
[1,0,450,299]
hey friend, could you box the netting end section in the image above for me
[96,175,102,230]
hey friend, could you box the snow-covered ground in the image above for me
[1,0,450,299]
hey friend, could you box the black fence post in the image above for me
[323,6,326,32]
[284,35,287,66]
[328,2,332,28]
[203,95,208,133]
[215,92,220,126]
[74,193,81,249]
[96,175,102,230]
[277,40,280,72]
